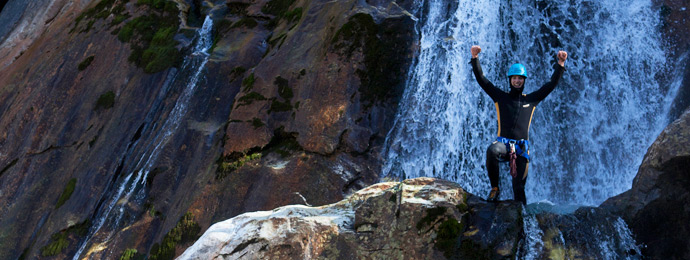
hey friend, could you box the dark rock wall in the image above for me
[0,0,416,259]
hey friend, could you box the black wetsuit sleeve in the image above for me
[471,58,502,101]
[528,64,565,102]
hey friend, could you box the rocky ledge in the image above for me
[178,177,643,259]
[178,178,523,259]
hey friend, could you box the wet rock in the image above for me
[602,109,690,259]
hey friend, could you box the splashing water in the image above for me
[382,0,676,206]
[72,16,214,259]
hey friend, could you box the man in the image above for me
[470,45,567,205]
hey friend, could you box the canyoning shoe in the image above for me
[487,187,499,202]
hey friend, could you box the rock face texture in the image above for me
[179,178,643,259]
[602,109,690,259]
[178,178,525,260]
[0,0,415,259]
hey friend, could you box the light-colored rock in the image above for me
[179,178,526,259]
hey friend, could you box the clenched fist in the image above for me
[557,50,567,66]
[471,45,481,58]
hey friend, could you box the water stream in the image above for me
[72,16,213,259]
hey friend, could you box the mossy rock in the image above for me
[332,13,414,106]
[114,1,181,73]
[149,212,201,260]
[95,91,116,110]
[55,178,77,209]
[78,55,95,71]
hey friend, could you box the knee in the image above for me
[486,142,506,159]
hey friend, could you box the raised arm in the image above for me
[528,50,567,102]
[470,45,502,100]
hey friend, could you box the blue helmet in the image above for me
[507,63,528,78]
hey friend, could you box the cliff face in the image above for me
[0,0,415,259]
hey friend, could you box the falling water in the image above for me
[72,16,213,259]
[382,0,676,206]
[520,208,642,259]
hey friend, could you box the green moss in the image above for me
[416,206,447,230]
[55,178,77,209]
[115,1,180,73]
[242,73,256,92]
[436,219,464,258]
[78,55,95,71]
[111,14,131,27]
[149,212,201,260]
[236,92,267,108]
[40,220,90,256]
[41,233,68,256]
[216,153,262,180]
[332,13,412,106]
[95,91,116,110]
[119,248,139,260]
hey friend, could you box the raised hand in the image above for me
[471,45,481,58]
[558,50,567,66]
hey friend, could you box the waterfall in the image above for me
[520,208,642,259]
[72,16,213,259]
[382,0,676,206]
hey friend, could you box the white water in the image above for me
[72,16,213,260]
[520,208,642,259]
[382,0,676,206]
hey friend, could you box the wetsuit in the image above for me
[471,57,565,204]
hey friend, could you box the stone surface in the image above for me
[602,109,690,259]
[179,178,524,260]
[0,0,416,258]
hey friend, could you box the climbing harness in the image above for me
[496,137,530,178]
[508,141,517,177]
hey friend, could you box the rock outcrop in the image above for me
[180,178,644,259]
[602,109,690,259]
[179,178,525,260]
